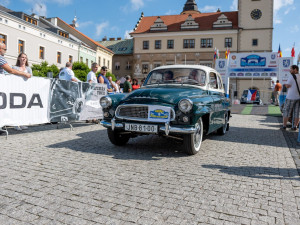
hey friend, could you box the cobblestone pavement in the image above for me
[0,114,300,225]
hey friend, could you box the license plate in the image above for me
[125,123,158,133]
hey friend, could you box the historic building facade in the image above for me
[130,0,273,99]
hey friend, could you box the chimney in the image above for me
[109,38,115,41]
[102,36,107,41]
[117,37,122,40]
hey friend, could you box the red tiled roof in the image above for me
[57,17,113,54]
[131,11,238,34]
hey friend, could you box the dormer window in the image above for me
[24,15,37,25]
[59,31,69,38]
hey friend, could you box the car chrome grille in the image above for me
[116,104,175,122]
[118,106,148,118]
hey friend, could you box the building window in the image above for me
[225,38,232,48]
[0,33,6,44]
[57,52,61,64]
[103,58,105,66]
[80,57,83,62]
[24,15,37,25]
[69,55,73,63]
[86,58,89,66]
[167,40,174,49]
[39,46,44,59]
[126,62,131,70]
[108,60,110,69]
[155,40,161,49]
[252,39,258,46]
[142,64,148,74]
[115,62,120,70]
[201,38,213,48]
[154,63,161,68]
[18,40,24,54]
[59,31,69,38]
[183,39,195,48]
[98,57,101,66]
[143,41,149,50]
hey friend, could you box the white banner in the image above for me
[227,52,279,78]
[278,57,293,85]
[0,75,50,127]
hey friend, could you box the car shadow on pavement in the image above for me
[1,122,93,136]
[211,126,288,148]
[47,129,189,160]
[202,164,300,180]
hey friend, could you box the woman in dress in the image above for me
[12,53,33,131]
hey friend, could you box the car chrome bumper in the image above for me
[100,120,196,135]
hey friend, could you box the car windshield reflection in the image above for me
[144,68,206,86]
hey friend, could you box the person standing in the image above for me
[132,79,140,91]
[107,76,118,93]
[273,80,282,106]
[12,53,33,130]
[97,66,113,92]
[281,65,300,130]
[86,63,98,84]
[59,62,79,82]
[123,75,132,93]
[0,43,31,78]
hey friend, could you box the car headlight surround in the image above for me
[178,98,193,113]
[100,96,112,109]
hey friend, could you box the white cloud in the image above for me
[124,30,133,39]
[199,6,219,13]
[273,0,294,24]
[165,9,177,15]
[131,0,144,11]
[0,0,10,7]
[22,0,72,6]
[96,22,109,37]
[230,0,238,11]
[33,3,47,17]
[77,21,93,29]
[290,25,299,33]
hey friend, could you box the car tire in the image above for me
[217,112,228,135]
[183,117,203,155]
[107,128,130,146]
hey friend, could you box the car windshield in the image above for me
[144,68,207,86]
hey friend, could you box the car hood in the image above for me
[122,86,206,105]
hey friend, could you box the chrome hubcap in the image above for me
[193,122,202,150]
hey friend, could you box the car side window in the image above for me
[209,72,218,89]
[216,74,223,90]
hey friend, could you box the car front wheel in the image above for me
[183,117,203,155]
[217,112,229,135]
[107,128,130,146]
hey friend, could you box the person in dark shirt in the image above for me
[123,75,132,93]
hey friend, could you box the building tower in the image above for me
[181,0,200,14]
[238,0,273,52]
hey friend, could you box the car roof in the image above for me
[153,64,215,72]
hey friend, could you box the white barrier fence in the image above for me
[0,75,107,128]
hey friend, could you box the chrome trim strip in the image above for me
[100,120,196,134]
[115,104,176,122]
[100,121,124,128]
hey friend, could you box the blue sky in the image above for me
[1,0,299,59]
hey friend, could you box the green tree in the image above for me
[72,62,90,82]
[31,61,59,78]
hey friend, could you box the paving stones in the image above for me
[0,116,299,224]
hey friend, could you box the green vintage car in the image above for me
[100,65,230,155]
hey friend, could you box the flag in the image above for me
[278,44,282,58]
[225,48,228,59]
[217,49,220,59]
[247,89,257,101]
[214,48,217,61]
[291,44,295,57]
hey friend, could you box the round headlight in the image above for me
[100,96,112,108]
[178,98,193,113]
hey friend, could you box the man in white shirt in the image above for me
[59,62,79,82]
[86,63,98,84]
[281,65,300,130]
